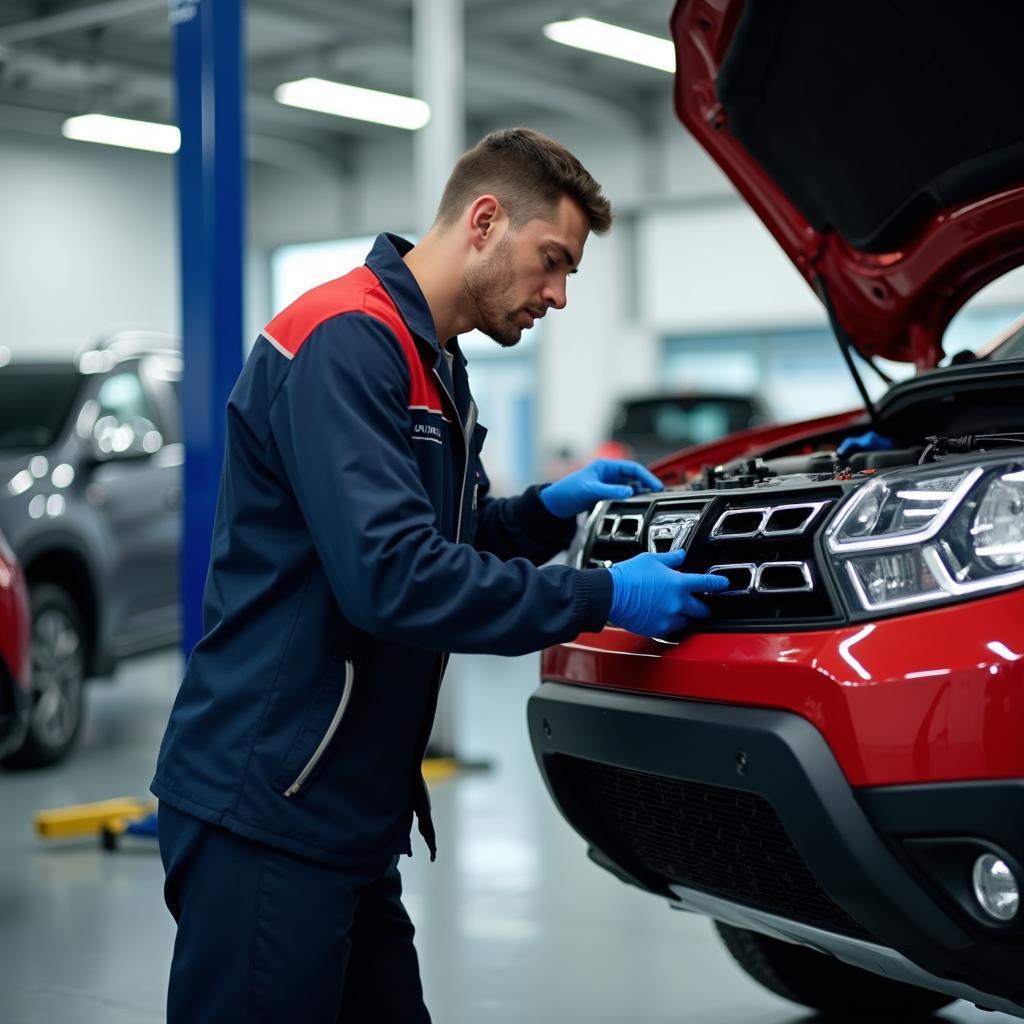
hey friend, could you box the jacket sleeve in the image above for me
[267,313,613,656]
[472,468,578,565]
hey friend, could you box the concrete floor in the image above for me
[0,650,1015,1024]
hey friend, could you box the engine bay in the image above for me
[681,433,1024,493]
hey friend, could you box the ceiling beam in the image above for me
[0,0,165,46]
[0,43,404,145]
[249,0,406,41]
[246,0,645,124]
[0,95,353,177]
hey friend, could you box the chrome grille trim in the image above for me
[762,501,829,536]
[711,501,828,540]
[754,561,813,593]
[707,563,756,594]
[596,513,646,543]
[596,514,618,541]
[711,507,770,539]
[708,561,813,594]
[612,514,644,541]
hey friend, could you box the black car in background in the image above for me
[597,392,771,465]
[0,332,182,767]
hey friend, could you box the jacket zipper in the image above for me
[284,659,355,797]
[414,362,478,857]
[430,366,475,544]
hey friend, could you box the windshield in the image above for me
[0,367,82,451]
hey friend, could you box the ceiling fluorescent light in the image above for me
[542,17,675,73]
[274,77,430,131]
[61,113,180,154]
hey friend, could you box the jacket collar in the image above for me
[366,233,458,359]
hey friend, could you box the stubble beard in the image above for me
[462,235,523,349]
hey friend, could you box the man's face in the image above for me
[463,194,590,348]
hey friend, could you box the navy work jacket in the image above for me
[151,234,613,865]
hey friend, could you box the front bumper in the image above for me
[528,681,1024,1013]
[541,588,1024,786]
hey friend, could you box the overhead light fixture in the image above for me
[274,77,430,131]
[61,113,181,154]
[542,17,675,73]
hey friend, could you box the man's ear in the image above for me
[467,194,505,251]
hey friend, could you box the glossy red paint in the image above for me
[543,589,1024,787]
[650,407,866,485]
[671,0,1024,369]
[0,535,30,689]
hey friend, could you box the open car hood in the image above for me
[672,0,1024,369]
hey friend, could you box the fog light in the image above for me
[972,854,1020,922]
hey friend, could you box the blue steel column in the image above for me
[172,0,245,656]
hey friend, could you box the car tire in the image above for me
[2,583,87,769]
[715,922,955,1020]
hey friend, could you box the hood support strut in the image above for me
[817,276,880,430]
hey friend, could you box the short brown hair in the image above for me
[435,127,613,235]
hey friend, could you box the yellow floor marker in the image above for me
[34,798,155,841]
[421,756,459,782]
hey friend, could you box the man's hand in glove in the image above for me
[837,431,894,458]
[607,550,730,637]
[541,459,663,519]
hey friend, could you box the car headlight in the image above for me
[826,460,1024,614]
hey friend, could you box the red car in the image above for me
[530,2,1024,1018]
[0,526,31,761]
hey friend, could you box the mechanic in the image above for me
[151,126,730,1023]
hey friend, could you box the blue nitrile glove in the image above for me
[837,431,894,457]
[540,459,664,519]
[607,550,730,636]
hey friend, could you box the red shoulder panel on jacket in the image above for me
[261,266,442,413]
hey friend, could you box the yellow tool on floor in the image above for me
[34,797,156,843]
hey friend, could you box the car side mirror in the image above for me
[88,415,163,463]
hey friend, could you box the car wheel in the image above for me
[715,921,955,1020]
[2,583,87,769]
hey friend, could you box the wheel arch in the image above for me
[22,547,106,677]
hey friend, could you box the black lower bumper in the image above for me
[528,681,1024,1007]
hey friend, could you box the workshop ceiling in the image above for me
[0,0,675,165]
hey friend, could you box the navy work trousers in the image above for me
[158,803,431,1023]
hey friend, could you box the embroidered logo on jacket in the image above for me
[413,422,443,444]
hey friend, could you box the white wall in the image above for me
[0,134,358,357]
[0,134,179,358]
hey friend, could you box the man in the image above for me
[152,127,728,1023]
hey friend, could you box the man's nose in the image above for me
[542,280,567,311]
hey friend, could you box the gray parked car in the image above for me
[0,332,182,767]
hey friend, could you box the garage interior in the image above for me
[1,1,1021,1022]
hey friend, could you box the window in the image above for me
[0,368,82,451]
[96,370,151,423]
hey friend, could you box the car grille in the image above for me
[582,490,842,627]
[558,755,875,943]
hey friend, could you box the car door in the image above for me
[137,352,183,638]
[83,357,182,654]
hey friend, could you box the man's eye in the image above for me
[545,254,557,269]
